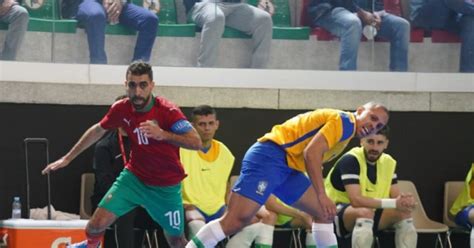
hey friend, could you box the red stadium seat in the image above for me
[410,28,425,42]
[431,29,461,43]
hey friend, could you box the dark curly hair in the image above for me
[126,60,153,81]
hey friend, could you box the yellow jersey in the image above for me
[258,109,356,171]
[180,140,235,215]
[450,163,474,216]
[325,147,396,204]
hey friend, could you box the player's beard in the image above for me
[131,95,150,110]
[364,149,382,163]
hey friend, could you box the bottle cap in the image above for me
[14,196,19,201]
[363,25,377,40]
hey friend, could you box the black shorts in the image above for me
[334,203,384,238]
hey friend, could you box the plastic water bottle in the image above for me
[11,197,21,219]
[363,25,377,40]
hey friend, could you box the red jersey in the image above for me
[99,96,187,186]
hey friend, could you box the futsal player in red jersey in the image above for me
[42,61,202,248]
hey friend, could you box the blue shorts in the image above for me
[197,205,226,223]
[232,141,311,206]
[454,204,474,229]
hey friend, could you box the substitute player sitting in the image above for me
[325,126,417,248]
[450,162,474,247]
[181,105,275,247]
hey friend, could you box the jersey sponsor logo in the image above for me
[51,237,71,248]
[123,118,131,126]
[105,193,113,203]
[256,181,268,196]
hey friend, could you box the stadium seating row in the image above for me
[4,0,310,39]
[0,0,462,42]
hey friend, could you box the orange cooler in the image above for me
[0,219,96,248]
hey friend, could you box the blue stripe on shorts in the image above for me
[197,205,226,223]
[454,204,474,229]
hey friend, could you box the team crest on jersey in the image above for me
[256,181,268,196]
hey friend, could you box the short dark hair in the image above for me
[376,125,390,139]
[191,105,216,121]
[115,94,127,101]
[126,61,153,81]
[363,102,389,118]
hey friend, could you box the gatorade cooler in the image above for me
[0,219,101,248]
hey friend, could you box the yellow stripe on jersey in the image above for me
[180,140,235,215]
[197,141,220,162]
[258,109,356,172]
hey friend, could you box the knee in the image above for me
[14,6,29,24]
[205,13,225,30]
[221,216,251,234]
[354,208,375,219]
[394,208,413,220]
[396,18,410,35]
[260,210,278,225]
[255,11,273,29]
[342,18,362,40]
[141,12,159,30]
[345,17,362,33]
[81,8,107,25]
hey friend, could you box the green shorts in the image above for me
[98,169,184,236]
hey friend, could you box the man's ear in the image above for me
[215,120,220,130]
[356,106,365,115]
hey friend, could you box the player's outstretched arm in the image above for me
[41,123,107,174]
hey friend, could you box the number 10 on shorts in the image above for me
[165,210,181,230]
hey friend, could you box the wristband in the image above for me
[380,199,396,208]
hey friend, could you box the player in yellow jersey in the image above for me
[450,163,474,247]
[186,102,389,248]
[181,105,275,247]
